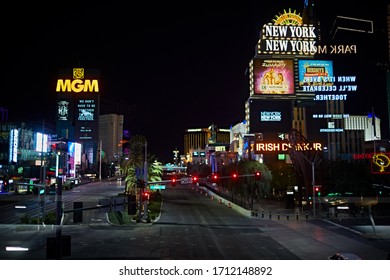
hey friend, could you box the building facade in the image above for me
[184,124,230,163]
[99,114,124,164]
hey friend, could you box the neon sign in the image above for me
[56,68,99,93]
[257,9,357,56]
[372,153,390,174]
[254,141,322,153]
[257,9,316,55]
[9,129,18,163]
[261,111,281,122]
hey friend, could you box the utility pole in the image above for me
[311,161,316,218]
[144,141,148,183]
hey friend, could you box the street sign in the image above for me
[150,185,166,190]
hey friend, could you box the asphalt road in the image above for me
[0,180,389,260]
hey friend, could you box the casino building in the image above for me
[55,68,100,173]
[228,1,387,197]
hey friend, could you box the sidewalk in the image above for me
[198,184,390,240]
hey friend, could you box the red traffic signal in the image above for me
[172,178,176,187]
[142,191,150,200]
[211,173,219,182]
[232,173,238,179]
[255,171,261,180]
[192,176,198,183]
[314,186,321,196]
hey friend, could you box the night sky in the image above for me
[1,1,388,163]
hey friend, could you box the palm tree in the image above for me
[121,135,147,194]
[147,157,163,183]
[121,135,163,194]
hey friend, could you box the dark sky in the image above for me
[1,1,389,163]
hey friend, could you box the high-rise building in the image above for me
[184,124,230,162]
[55,68,101,170]
[99,114,124,163]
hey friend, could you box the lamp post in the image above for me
[99,140,102,180]
[301,153,320,218]
[143,141,148,221]
[311,161,316,218]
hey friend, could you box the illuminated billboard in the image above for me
[57,99,73,121]
[77,99,96,121]
[248,99,293,134]
[256,10,317,56]
[251,59,295,95]
[298,60,334,91]
[56,68,99,93]
[74,142,81,165]
[68,142,82,176]
[9,129,18,163]
[56,68,100,144]
[255,9,358,56]
[35,132,49,152]
[254,141,322,154]
[297,60,357,101]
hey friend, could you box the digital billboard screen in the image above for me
[252,59,295,95]
[298,60,334,92]
[249,99,293,135]
[74,93,99,141]
[76,98,96,121]
[35,132,49,152]
[57,98,73,121]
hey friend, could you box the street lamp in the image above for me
[99,140,102,180]
[301,154,321,218]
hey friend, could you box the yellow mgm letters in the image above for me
[56,79,99,93]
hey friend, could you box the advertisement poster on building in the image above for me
[253,59,294,95]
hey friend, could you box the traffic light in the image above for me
[192,176,198,184]
[211,173,218,183]
[142,191,150,200]
[314,186,321,196]
[255,171,261,180]
[232,173,238,180]
[172,178,176,187]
